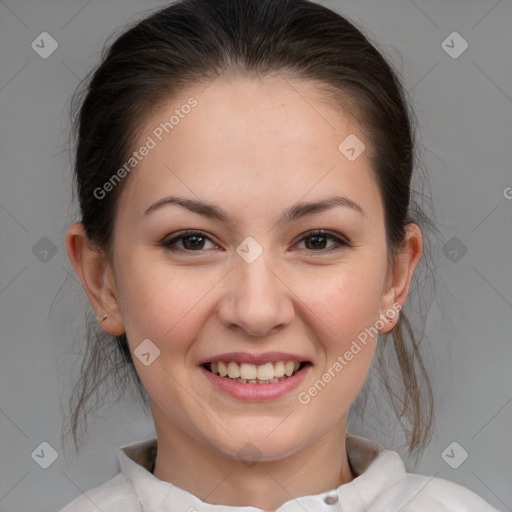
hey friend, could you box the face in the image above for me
[79,75,416,461]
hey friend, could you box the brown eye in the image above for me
[296,230,350,252]
[162,230,216,252]
[161,229,350,255]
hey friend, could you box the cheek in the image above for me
[295,260,385,339]
[114,266,203,399]
[113,254,195,344]
[298,272,381,419]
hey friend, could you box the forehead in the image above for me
[117,75,382,227]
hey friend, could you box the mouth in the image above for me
[201,360,312,384]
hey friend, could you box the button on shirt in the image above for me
[58,433,502,512]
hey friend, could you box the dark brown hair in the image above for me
[64,0,442,460]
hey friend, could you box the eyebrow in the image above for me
[143,194,365,223]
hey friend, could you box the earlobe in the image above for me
[65,221,125,335]
[378,223,423,334]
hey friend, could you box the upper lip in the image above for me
[198,351,311,366]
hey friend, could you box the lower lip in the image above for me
[199,363,311,401]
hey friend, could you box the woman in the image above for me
[60,0,501,510]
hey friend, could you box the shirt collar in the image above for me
[118,433,406,512]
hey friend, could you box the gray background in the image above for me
[0,0,511,511]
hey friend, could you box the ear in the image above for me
[65,221,125,335]
[378,223,423,334]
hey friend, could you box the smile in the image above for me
[199,357,312,401]
[202,360,308,384]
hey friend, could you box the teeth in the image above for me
[218,361,228,377]
[234,376,288,384]
[206,360,304,382]
[284,361,295,376]
[256,362,274,381]
[227,361,240,379]
[274,361,285,378]
[240,363,257,380]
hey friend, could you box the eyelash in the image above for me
[161,229,351,254]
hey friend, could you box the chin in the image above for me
[212,429,306,463]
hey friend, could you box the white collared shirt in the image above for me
[58,433,502,511]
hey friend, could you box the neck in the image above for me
[151,409,354,511]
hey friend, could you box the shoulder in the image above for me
[367,472,502,512]
[56,472,141,512]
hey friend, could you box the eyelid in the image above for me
[294,229,351,248]
[161,230,218,252]
[161,229,351,253]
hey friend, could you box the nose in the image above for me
[217,248,295,337]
